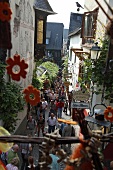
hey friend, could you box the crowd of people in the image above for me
[0,72,77,170]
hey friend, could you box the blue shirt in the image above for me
[49,154,60,170]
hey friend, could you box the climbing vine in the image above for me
[0,62,25,132]
[79,38,113,101]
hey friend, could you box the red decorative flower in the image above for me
[6,54,28,81]
[0,2,12,22]
[104,106,113,122]
[23,85,40,106]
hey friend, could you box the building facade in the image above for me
[10,0,35,88]
[68,13,83,91]
[46,22,64,67]
[82,0,113,110]
[8,0,55,132]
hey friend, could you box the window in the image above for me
[37,20,43,44]
[46,38,49,45]
[81,8,99,38]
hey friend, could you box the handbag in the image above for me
[71,126,75,137]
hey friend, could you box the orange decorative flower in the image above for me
[23,85,40,106]
[0,2,12,22]
[104,106,113,122]
[6,54,28,81]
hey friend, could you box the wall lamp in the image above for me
[90,42,101,60]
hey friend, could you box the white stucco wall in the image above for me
[69,34,82,90]
[10,0,35,88]
[9,0,35,132]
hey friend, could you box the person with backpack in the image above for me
[35,114,45,136]
[26,115,37,136]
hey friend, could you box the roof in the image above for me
[46,22,64,50]
[34,0,56,14]
[68,28,81,37]
[63,29,69,40]
[68,12,83,36]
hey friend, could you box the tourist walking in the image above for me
[26,115,36,136]
[48,148,60,170]
[63,100,68,115]
[47,113,57,133]
[62,122,73,154]
[35,113,45,136]
[7,144,19,165]
[49,100,57,117]
[56,99,64,118]
[41,98,48,120]
[20,141,32,170]
[36,102,42,119]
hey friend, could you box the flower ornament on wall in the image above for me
[104,106,113,122]
[6,54,28,81]
[0,2,12,22]
[23,85,40,106]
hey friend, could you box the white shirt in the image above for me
[42,101,48,109]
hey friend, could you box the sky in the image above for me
[47,0,85,29]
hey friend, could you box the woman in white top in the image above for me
[6,157,19,170]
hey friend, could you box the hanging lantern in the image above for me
[6,54,28,81]
[23,85,40,106]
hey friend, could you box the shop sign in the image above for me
[71,102,89,109]
[73,90,90,101]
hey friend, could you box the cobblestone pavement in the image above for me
[15,106,78,170]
